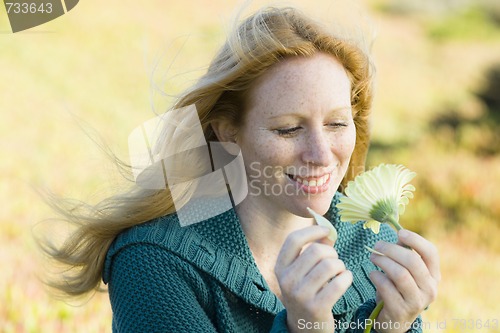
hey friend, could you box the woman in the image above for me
[40,6,440,333]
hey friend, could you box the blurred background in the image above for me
[1,0,499,332]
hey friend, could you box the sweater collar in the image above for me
[188,205,285,313]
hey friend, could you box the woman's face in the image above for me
[236,52,356,217]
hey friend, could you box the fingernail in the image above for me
[399,229,410,238]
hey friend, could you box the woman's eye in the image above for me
[327,122,348,129]
[275,126,301,136]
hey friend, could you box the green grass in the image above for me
[426,6,500,41]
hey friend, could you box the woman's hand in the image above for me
[369,229,441,333]
[275,226,353,333]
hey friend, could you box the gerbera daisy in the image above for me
[336,164,416,233]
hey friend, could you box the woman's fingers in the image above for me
[370,251,423,310]
[315,269,353,305]
[369,270,403,305]
[275,226,332,272]
[398,229,441,282]
[275,224,351,323]
[300,257,346,290]
[282,257,350,309]
[276,226,341,298]
[369,270,412,321]
[288,242,338,280]
[370,230,441,313]
[372,241,430,290]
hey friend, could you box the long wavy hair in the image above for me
[38,6,375,298]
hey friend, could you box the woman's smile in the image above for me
[285,172,332,194]
[288,172,331,187]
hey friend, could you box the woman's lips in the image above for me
[286,173,332,194]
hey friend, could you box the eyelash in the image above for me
[276,127,301,136]
[275,123,348,137]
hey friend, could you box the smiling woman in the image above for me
[36,4,439,333]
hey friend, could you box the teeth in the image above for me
[290,173,332,187]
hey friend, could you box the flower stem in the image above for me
[386,214,403,231]
[364,216,405,332]
[364,300,384,333]
[386,214,412,250]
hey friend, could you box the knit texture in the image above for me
[103,192,423,332]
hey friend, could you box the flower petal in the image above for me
[363,220,381,234]
[307,207,338,242]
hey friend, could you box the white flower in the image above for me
[307,207,337,242]
[336,164,416,234]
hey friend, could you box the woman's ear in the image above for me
[211,120,238,143]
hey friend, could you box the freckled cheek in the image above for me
[259,145,292,168]
[243,141,294,179]
[330,132,356,161]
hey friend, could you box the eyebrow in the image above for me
[268,106,352,119]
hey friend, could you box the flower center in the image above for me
[369,198,401,228]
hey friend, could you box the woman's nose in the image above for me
[301,129,334,166]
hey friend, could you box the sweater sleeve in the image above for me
[107,243,218,333]
[351,298,423,333]
[270,309,289,332]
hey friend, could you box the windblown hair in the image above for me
[38,6,375,297]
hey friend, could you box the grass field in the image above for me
[1,0,500,332]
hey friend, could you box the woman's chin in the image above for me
[285,197,334,218]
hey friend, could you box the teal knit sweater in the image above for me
[103,193,422,332]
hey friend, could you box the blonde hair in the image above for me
[38,6,375,297]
